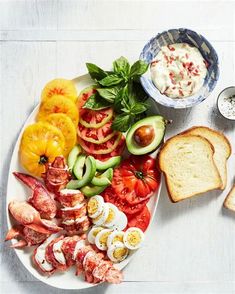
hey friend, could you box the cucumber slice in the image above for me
[95,156,121,171]
[73,154,86,180]
[66,156,96,189]
[91,168,113,186]
[68,145,82,170]
[81,184,107,197]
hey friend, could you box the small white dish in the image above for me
[217,86,235,121]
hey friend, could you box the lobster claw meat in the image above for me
[42,156,71,194]
[8,201,62,235]
[5,225,50,248]
[13,172,57,219]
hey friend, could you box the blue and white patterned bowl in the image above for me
[140,28,219,108]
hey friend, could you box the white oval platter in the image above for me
[6,74,162,289]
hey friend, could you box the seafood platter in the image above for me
[5,29,234,289]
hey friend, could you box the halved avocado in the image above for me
[81,184,107,197]
[67,145,82,171]
[91,168,113,186]
[66,156,96,189]
[126,115,165,155]
[95,156,121,170]
[73,154,86,180]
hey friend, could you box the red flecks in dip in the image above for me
[150,43,208,98]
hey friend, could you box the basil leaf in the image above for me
[86,63,107,81]
[131,102,148,114]
[99,74,124,87]
[131,81,149,101]
[111,113,132,132]
[97,87,119,103]
[130,60,149,78]
[113,56,130,77]
[113,88,125,112]
[83,93,111,110]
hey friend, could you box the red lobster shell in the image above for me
[42,156,71,194]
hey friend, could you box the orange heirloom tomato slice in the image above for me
[20,122,65,177]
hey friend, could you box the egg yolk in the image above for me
[113,248,128,259]
[105,208,115,224]
[92,227,103,238]
[127,231,141,246]
[99,232,111,246]
[88,199,98,215]
[112,235,123,244]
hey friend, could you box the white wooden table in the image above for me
[0,1,235,293]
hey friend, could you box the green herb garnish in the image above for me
[85,56,149,132]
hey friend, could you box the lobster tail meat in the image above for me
[13,172,57,219]
[42,156,71,194]
[61,216,90,235]
[33,240,55,275]
[45,235,68,271]
[61,235,86,267]
[32,235,123,284]
[57,189,84,207]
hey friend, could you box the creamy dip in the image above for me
[150,43,208,98]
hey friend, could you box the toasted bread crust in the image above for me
[180,126,231,190]
[180,126,232,157]
[158,133,222,203]
[223,185,235,211]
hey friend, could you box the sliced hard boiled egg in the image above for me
[87,195,104,218]
[87,226,104,244]
[107,230,125,248]
[123,227,145,250]
[107,241,129,263]
[92,203,109,226]
[104,203,119,228]
[112,211,128,231]
[95,228,113,251]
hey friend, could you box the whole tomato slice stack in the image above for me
[102,155,161,217]
[112,155,161,204]
[77,87,125,159]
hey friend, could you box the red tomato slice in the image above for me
[77,121,117,144]
[102,186,149,215]
[92,135,126,161]
[127,206,151,232]
[111,155,161,205]
[78,133,123,155]
[77,87,113,129]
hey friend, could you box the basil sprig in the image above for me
[85,56,149,132]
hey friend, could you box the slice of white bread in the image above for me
[181,126,231,190]
[223,185,235,211]
[158,134,222,202]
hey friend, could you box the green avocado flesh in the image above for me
[81,184,107,197]
[73,154,86,180]
[95,156,121,170]
[66,156,96,189]
[67,145,82,171]
[126,115,165,155]
[91,168,113,186]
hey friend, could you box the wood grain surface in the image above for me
[0,1,235,293]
